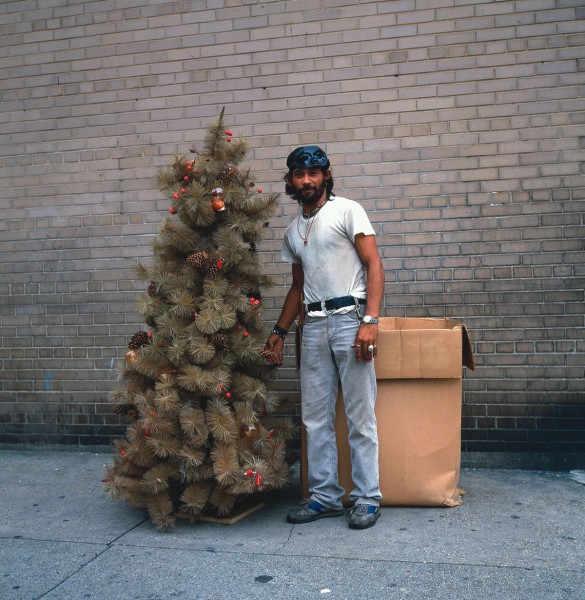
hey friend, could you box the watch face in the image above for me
[363,316,372,323]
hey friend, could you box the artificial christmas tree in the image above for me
[104,110,294,530]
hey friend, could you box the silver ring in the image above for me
[367,344,374,352]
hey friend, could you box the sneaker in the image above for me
[348,504,380,529]
[286,498,345,524]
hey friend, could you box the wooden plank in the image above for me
[175,502,264,525]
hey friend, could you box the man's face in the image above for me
[289,167,329,205]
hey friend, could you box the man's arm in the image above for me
[264,262,304,365]
[353,233,384,362]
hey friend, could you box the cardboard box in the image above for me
[301,317,475,507]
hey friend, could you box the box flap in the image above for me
[375,317,475,379]
[460,323,475,371]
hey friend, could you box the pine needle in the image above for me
[154,386,181,417]
[146,491,176,531]
[146,435,183,458]
[231,372,268,405]
[168,289,198,319]
[205,399,238,444]
[135,294,168,319]
[179,481,214,515]
[178,364,230,395]
[195,306,224,334]
[210,443,240,485]
[179,406,209,447]
[183,462,215,483]
[187,330,216,365]
[179,445,206,467]
[209,486,237,516]
[142,463,179,495]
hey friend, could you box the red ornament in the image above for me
[183,176,189,181]
[226,137,232,142]
[243,330,249,337]
[257,188,262,193]
[173,192,179,199]
[245,469,253,477]
[255,472,263,487]
[211,187,226,212]
[186,164,192,171]
[169,207,177,215]
[212,198,225,212]
[147,332,153,338]
[181,188,186,194]
[225,392,232,399]
[145,424,151,437]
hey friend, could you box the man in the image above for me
[264,145,384,530]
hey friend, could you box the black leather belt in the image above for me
[305,295,366,313]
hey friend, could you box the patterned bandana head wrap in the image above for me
[286,145,330,171]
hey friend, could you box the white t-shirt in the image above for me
[281,196,376,317]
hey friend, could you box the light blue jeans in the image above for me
[301,312,381,509]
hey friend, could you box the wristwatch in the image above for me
[361,315,379,325]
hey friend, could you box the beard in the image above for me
[293,179,327,205]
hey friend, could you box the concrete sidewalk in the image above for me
[0,449,583,600]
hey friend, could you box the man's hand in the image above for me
[352,323,378,362]
[263,333,285,365]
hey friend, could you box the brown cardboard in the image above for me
[300,317,474,507]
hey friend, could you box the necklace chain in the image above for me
[297,200,326,246]
[302,200,325,219]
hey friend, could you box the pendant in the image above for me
[304,240,308,246]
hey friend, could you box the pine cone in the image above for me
[187,251,209,270]
[147,281,157,296]
[219,164,239,182]
[113,403,139,417]
[211,333,230,352]
[205,254,224,279]
[128,331,150,350]
[205,263,219,279]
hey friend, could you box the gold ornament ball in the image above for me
[125,350,139,363]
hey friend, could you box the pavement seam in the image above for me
[96,541,585,575]
[33,518,149,600]
[35,545,111,600]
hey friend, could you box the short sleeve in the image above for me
[281,227,301,264]
[344,201,375,241]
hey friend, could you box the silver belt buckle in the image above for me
[321,296,334,314]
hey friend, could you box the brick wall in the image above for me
[1,0,584,465]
